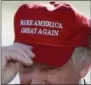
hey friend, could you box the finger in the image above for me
[15,43,35,58]
[12,51,33,66]
[7,46,34,62]
[12,43,35,58]
[5,50,33,66]
[14,42,33,49]
[15,47,33,60]
[2,62,21,84]
[19,46,35,58]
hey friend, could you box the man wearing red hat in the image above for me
[1,2,91,84]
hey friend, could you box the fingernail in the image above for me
[32,54,36,58]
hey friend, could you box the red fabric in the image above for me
[14,2,90,67]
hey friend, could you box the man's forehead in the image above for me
[32,62,57,68]
[32,58,73,69]
[22,59,73,73]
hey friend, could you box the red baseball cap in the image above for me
[14,2,90,67]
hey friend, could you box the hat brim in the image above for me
[30,43,75,67]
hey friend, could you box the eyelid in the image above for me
[41,67,55,71]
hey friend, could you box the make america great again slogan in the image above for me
[20,20,63,36]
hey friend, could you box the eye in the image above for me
[41,68,49,71]
[40,67,55,72]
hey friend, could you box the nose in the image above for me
[31,79,46,84]
[30,68,46,84]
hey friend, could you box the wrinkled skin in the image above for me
[19,57,90,84]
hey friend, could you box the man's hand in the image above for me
[1,43,35,84]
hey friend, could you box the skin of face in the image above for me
[20,57,87,84]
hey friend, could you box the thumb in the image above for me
[2,62,21,84]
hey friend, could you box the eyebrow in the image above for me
[33,62,55,68]
[32,62,59,70]
[39,65,56,69]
